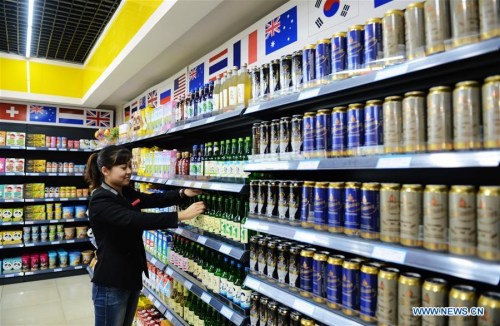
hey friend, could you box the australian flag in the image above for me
[189,63,205,93]
[29,105,57,123]
[265,6,298,55]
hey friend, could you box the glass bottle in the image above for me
[213,254,223,295]
[198,143,205,177]
[220,257,230,297]
[226,260,237,301]
[205,142,212,177]
[229,66,239,106]
[213,76,221,113]
[233,263,244,306]
[221,72,229,110]
[236,137,245,178]
[240,267,252,310]
[233,197,242,242]
[221,196,231,238]
[190,145,198,176]
[212,141,220,178]
[202,248,210,288]
[223,139,231,177]
[197,246,205,283]
[175,152,182,175]
[207,81,214,115]
[237,63,252,106]
[207,250,216,292]
[214,195,223,236]
[217,140,226,178]
[240,201,251,244]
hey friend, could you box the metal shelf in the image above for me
[24,265,85,276]
[174,227,249,262]
[165,177,248,194]
[25,147,93,152]
[24,217,90,225]
[0,172,25,176]
[0,272,24,279]
[0,221,24,226]
[131,175,169,184]
[24,197,89,203]
[0,146,25,150]
[145,252,168,271]
[0,199,24,203]
[24,238,90,248]
[0,243,24,249]
[244,273,366,326]
[142,286,190,326]
[244,217,500,285]
[25,172,84,176]
[167,107,245,134]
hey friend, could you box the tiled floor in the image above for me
[0,275,94,325]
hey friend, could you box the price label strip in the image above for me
[376,156,412,169]
[201,293,211,304]
[298,88,321,101]
[220,306,234,320]
[375,63,409,81]
[166,311,174,321]
[297,160,320,170]
[293,299,315,315]
[151,257,158,266]
[54,268,63,272]
[219,244,232,255]
[197,236,208,245]
[372,245,407,264]
[206,117,216,123]
[184,281,193,290]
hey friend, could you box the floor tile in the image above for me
[3,279,57,295]
[56,274,91,287]
[1,302,66,325]
[61,298,94,321]
[57,282,92,301]
[1,286,60,309]
[66,316,94,325]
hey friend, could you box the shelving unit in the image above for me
[142,285,189,326]
[24,217,89,225]
[23,238,91,248]
[24,197,89,202]
[24,265,86,276]
[131,175,249,194]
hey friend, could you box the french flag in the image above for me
[208,48,229,81]
[232,30,258,68]
[160,89,171,105]
[58,108,84,125]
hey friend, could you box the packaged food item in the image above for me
[0,158,5,173]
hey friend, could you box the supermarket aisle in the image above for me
[0,275,94,325]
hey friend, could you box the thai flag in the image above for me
[86,110,112,128]
[160,90,171,105]
[58,108,85,125]
[208,48,228,81]
[147,90,158,108]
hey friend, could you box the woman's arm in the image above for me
[127,187,185,209]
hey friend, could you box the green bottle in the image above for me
[226,260,237,301]
[213,254,223,295]
[202,248,210,289]
[232,197,242,242]
[222,196,231,238]
[236,137,245,178]
[193,296,201,326]
[233,263,244,306]
[243,136,252,178]
[205,142,212,177]
[196,246,205,283]
[228,196,237,241]
[220,257,229,297]
[215,195,223,236]
[207,251,216,292]
[240,201,251,244]
[212,141,219,177]
[240,267,252,310]
[217,140,225,177]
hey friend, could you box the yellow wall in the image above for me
[29,62,84,98]
[0,57,28,92]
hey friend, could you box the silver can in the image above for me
[403,91,426,153]
[453,81,481,150]
[383,96,403,153]
[479,0,500,40]
[482,75,500,149]
[425,0,451,55]
[280,55,292,91]
[400,184,423,247]
[398,273,422,326]
[291,114,303,153]
[451,0,480,47]
[383,9,405,63]
[380,183,401,243]
[377,267,399,326]
[477,186,500,261]
[405,2,426,60]
[427,86,453,152]
[423,185,449,251]
[449,185,477,256]
[422,278,448,326]
[292,50,303,91]
[251,67,261,100]
[449,285,477,326]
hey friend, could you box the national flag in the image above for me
[208,48,228,81]
[189,63,205,92]
[131,101,138,114]
[124,106,131,122]
[308,0,359,36]
[86,110,112,128]
[174,74,186,101]
[147,90,158,108]
[233,41,242,69]
[232,30,259,69]
[0,103,27,122]
[139,96,146,110]
[58,108,85,125]
[374,0,393,8]
[265,6,298,55]
[160,90,171,105]
[29,105,57,123]
[248,30,258,64]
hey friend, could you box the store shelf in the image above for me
[168,107,246,134]
[165,177,248,194]
[0,145,25,150]
[24,217,90,225]
[25,172,84,176]
[0,199,24,203]
[174,227,248,262]
[0,221,24,226]
[245,273,366,326]
[25,146,93,152]
[0,272,24,279]
[145,252,168,271]
[24,238,90,248]
[0,243,24,250]
[87,265,94,279]
[0,172,25,176]
[24,197,89,203]
[24,265,85,276]
[131,175,169,184]
[142,286,190,326]
[244,217,500,285]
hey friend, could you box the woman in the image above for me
[85,145,205,326]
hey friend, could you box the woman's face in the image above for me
[102,161,132,188]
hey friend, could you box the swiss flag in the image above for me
[0,103,28,121]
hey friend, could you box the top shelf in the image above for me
[0,146,93,152]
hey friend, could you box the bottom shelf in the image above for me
[24,265,85,276]
[141,285,188,326]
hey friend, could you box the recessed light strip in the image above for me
[26,0,35,58]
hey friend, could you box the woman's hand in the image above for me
[178,201,206,220]
[183,188,203,197]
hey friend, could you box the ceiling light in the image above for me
[26,0,35,58]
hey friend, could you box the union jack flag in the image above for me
[30,105,44,114]
[190,68,198,80]
[266,17,281,39]
[147,90,158,108]
[86,110,112,128]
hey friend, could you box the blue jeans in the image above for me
[92,283,140,326]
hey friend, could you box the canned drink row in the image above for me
[42,136,87,149]
[44,162,85,174]
[44,187,89,198]
[249,234,500,326]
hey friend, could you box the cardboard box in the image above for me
[2,209,13,222]
[16,133,25,147]
[2,231,23,244]
[5,132,17,146]
[25,212,46,221]
[0,185,4,199]
[4,158,16,173]
[16,158,24,173]
[24,205,45,213]
[0,158,5,173]
[12,208,23,221]
[3,185,15,199]
[13,185,23,199]
[0,131,6,146]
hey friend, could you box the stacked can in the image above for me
[303,45,316,85]
[403,91,426,153]
[398,273,422,326]
[483,76,500,149]
[477,186,500,261]
[450,0,480,47]
[400,184,423,247]
[364,18,383,67]
[299,248,316,297]
[326,254,344,309]
[303,112,316,156]
[289,181,302,223]
[383,10,405,64]
[342,258,361,316]
[331,32,347,78]
[331,106,348,156]
[301,181,316,228]
[364,100,384,153]
[425,0,451,55]
[46,203,54,220]
[55,203,62,220]
[316,39,332,83]
[423,185,449,252]
[280,55,292,92]
[347,25,364,71]
[405,2,426,60]
[347,103,364,155]
[427,86,453,152]
[449,185,477,256]
[315,109,332,157]
[422,278,448,326]
[453,81,481,150]
[360,182,380,239]
[380,183,401,243]
[377,267,399,326]
[292,50,303,91]
[383,96,403,153]
[312,251,329,303]
[344,182,361,236]
[327,182,344,233]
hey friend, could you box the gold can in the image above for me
[403,91,426,152]
[398,273,422,326]
[449,285,477,326]
[453,81,481,150]
[400,184,423,247]
[383,10,405,62]
[300,318,315,326]
[380,183,401,243]
[449,185,477,256]
[377,267,399,326]
[405,2,426,60]
[422,278,448,326]
[383,96,403,153]
[427,86,453,152]
[425,0,451,54]
[450,0,480,47]
[482,75,500,149]
[479,0,500,40]
[477,186,500,261]
[423,185,449,251]
[478,292,500,326]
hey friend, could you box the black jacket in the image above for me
[89,182,183,290]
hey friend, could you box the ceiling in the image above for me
[0,0,120,63]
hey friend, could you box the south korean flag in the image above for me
[308,0,360,36]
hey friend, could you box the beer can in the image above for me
[301,181,316,228]
[266,180,279,218]
[383,96,403,153]
[398,273,422,326]
[383,10,405,62]
[425,0,451,55]
[67,140,74,149]
[257,237,269,275]
[56,137,61,148]
[252,123,260,155]
[280,55,292,90]
[267,301,279,326]
[279,117,292,154]
[480,0,500,40]
[483,75,500,149]
[360,263,380,323]
[250,181,259,215]
[63,162,69,173]
[46,162,51,173]
[450,0,480,47]
[449,285,477,326]
[328,182,344,233]
[267,241,278,279]
[61,137,67,148]
[278,306,291,326]
[314,182,329,230]
[290,311,302,326]
[303,112,316,154]
[364,18,383,66]
[477,186,500,261]
[312,251,329,302]
[277,242,290,284]
[249,235,262,272]
[300,248,316,296]
[423,185,449,252]
[292,50,304,90]
[400,184,423,247]
[377,267,399,326]
[331,106,348,156]
[403,91,426,152]
[258,180,268,215]
[300,318,315,326]
[327,255,345,309]
[251,67,261,100]
[45,136,51,148]
[361,182,381,239]
[344,182,361,236]
[405,2,426,60]
[260,296,269,325]
[332,32,347,74]
[58,162,63,173]
[259,121,270,155]
[347,103,365,155]
[364,100,384,148]
[50,136,56,148]
[289,181,303,222]
[291,114,304,153]
[316,109,332,155]
[478,292,500,326]
[250,292,260,326]
[453,81,481,150]
[347,25,364,71]
[342,258,361,316]
[427,86,453,152]
[68,162,74,173]
[261,63,270,96]
[316,39,332,80]
[449,185,477,256]
[422,278,448,326]
[270,59,281,97]
[278,181,290,220]
[270,119,280,154]
[289,246,304,288]
[303,44,316,84]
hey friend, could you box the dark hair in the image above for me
[85,145,132,191]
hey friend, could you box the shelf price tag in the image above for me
[206,117,216,123]
[166,311,174,321]
[298,88,320,101]
[220,306,234,320]
[220,244,232,255]
[166,268,173,276]
[148,294,154,301]
[49,148,57,151]
[372,245,407,264]
[154,300,160,308]
[244,277,260,290]
[25,272,34,276]
[376,156,412,169]
[293,299,315,315]
[52,241,60,245]
[297,160,320,170]
[66,240,75,243]
[193,182,203,188]
[198,236,208,245]
[75,266,83,270]
[151,257,158,266]
[184,123,192,130]
[184,281,193,290]
[54,268,63,272]
[5,273,16,278]
[375,64,408,81]
[201,293,211,304]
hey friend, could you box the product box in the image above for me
[2,230,23,244]
[5,132,17,146]
[3,185,15,199]
[0,131,6,146]
[16,158,24,172]
[4,158,16,173]
[25,212,46,221]
[24,205,45,213]
[16,132,25,147]
[12,208,23,221]
[0,158,5,173]
[34,160,46,173]
[2,258,13,273]
[2,208,13,222]
[0,185,4,198]
[12,185,23,199]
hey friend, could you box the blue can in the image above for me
[342,259,361,316]
[316,39,332,79]
[303,112,316,153]
[347,104,365,152]
[344,182,361,236]
[327,255,344,308]
[300,249,316,295]
[331,107,347,155]
[360,183,381,240]
[312,251,329,302]
[364,18,383,66]
[303,44,316,83]
[347,25,364,71]
[315,109,332,153]
[314,182,328,230]
[300,181,315,228]
[328,182,344,233]
[332,32,347,74]
[364,100,384,146]
[360,263,379,322]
